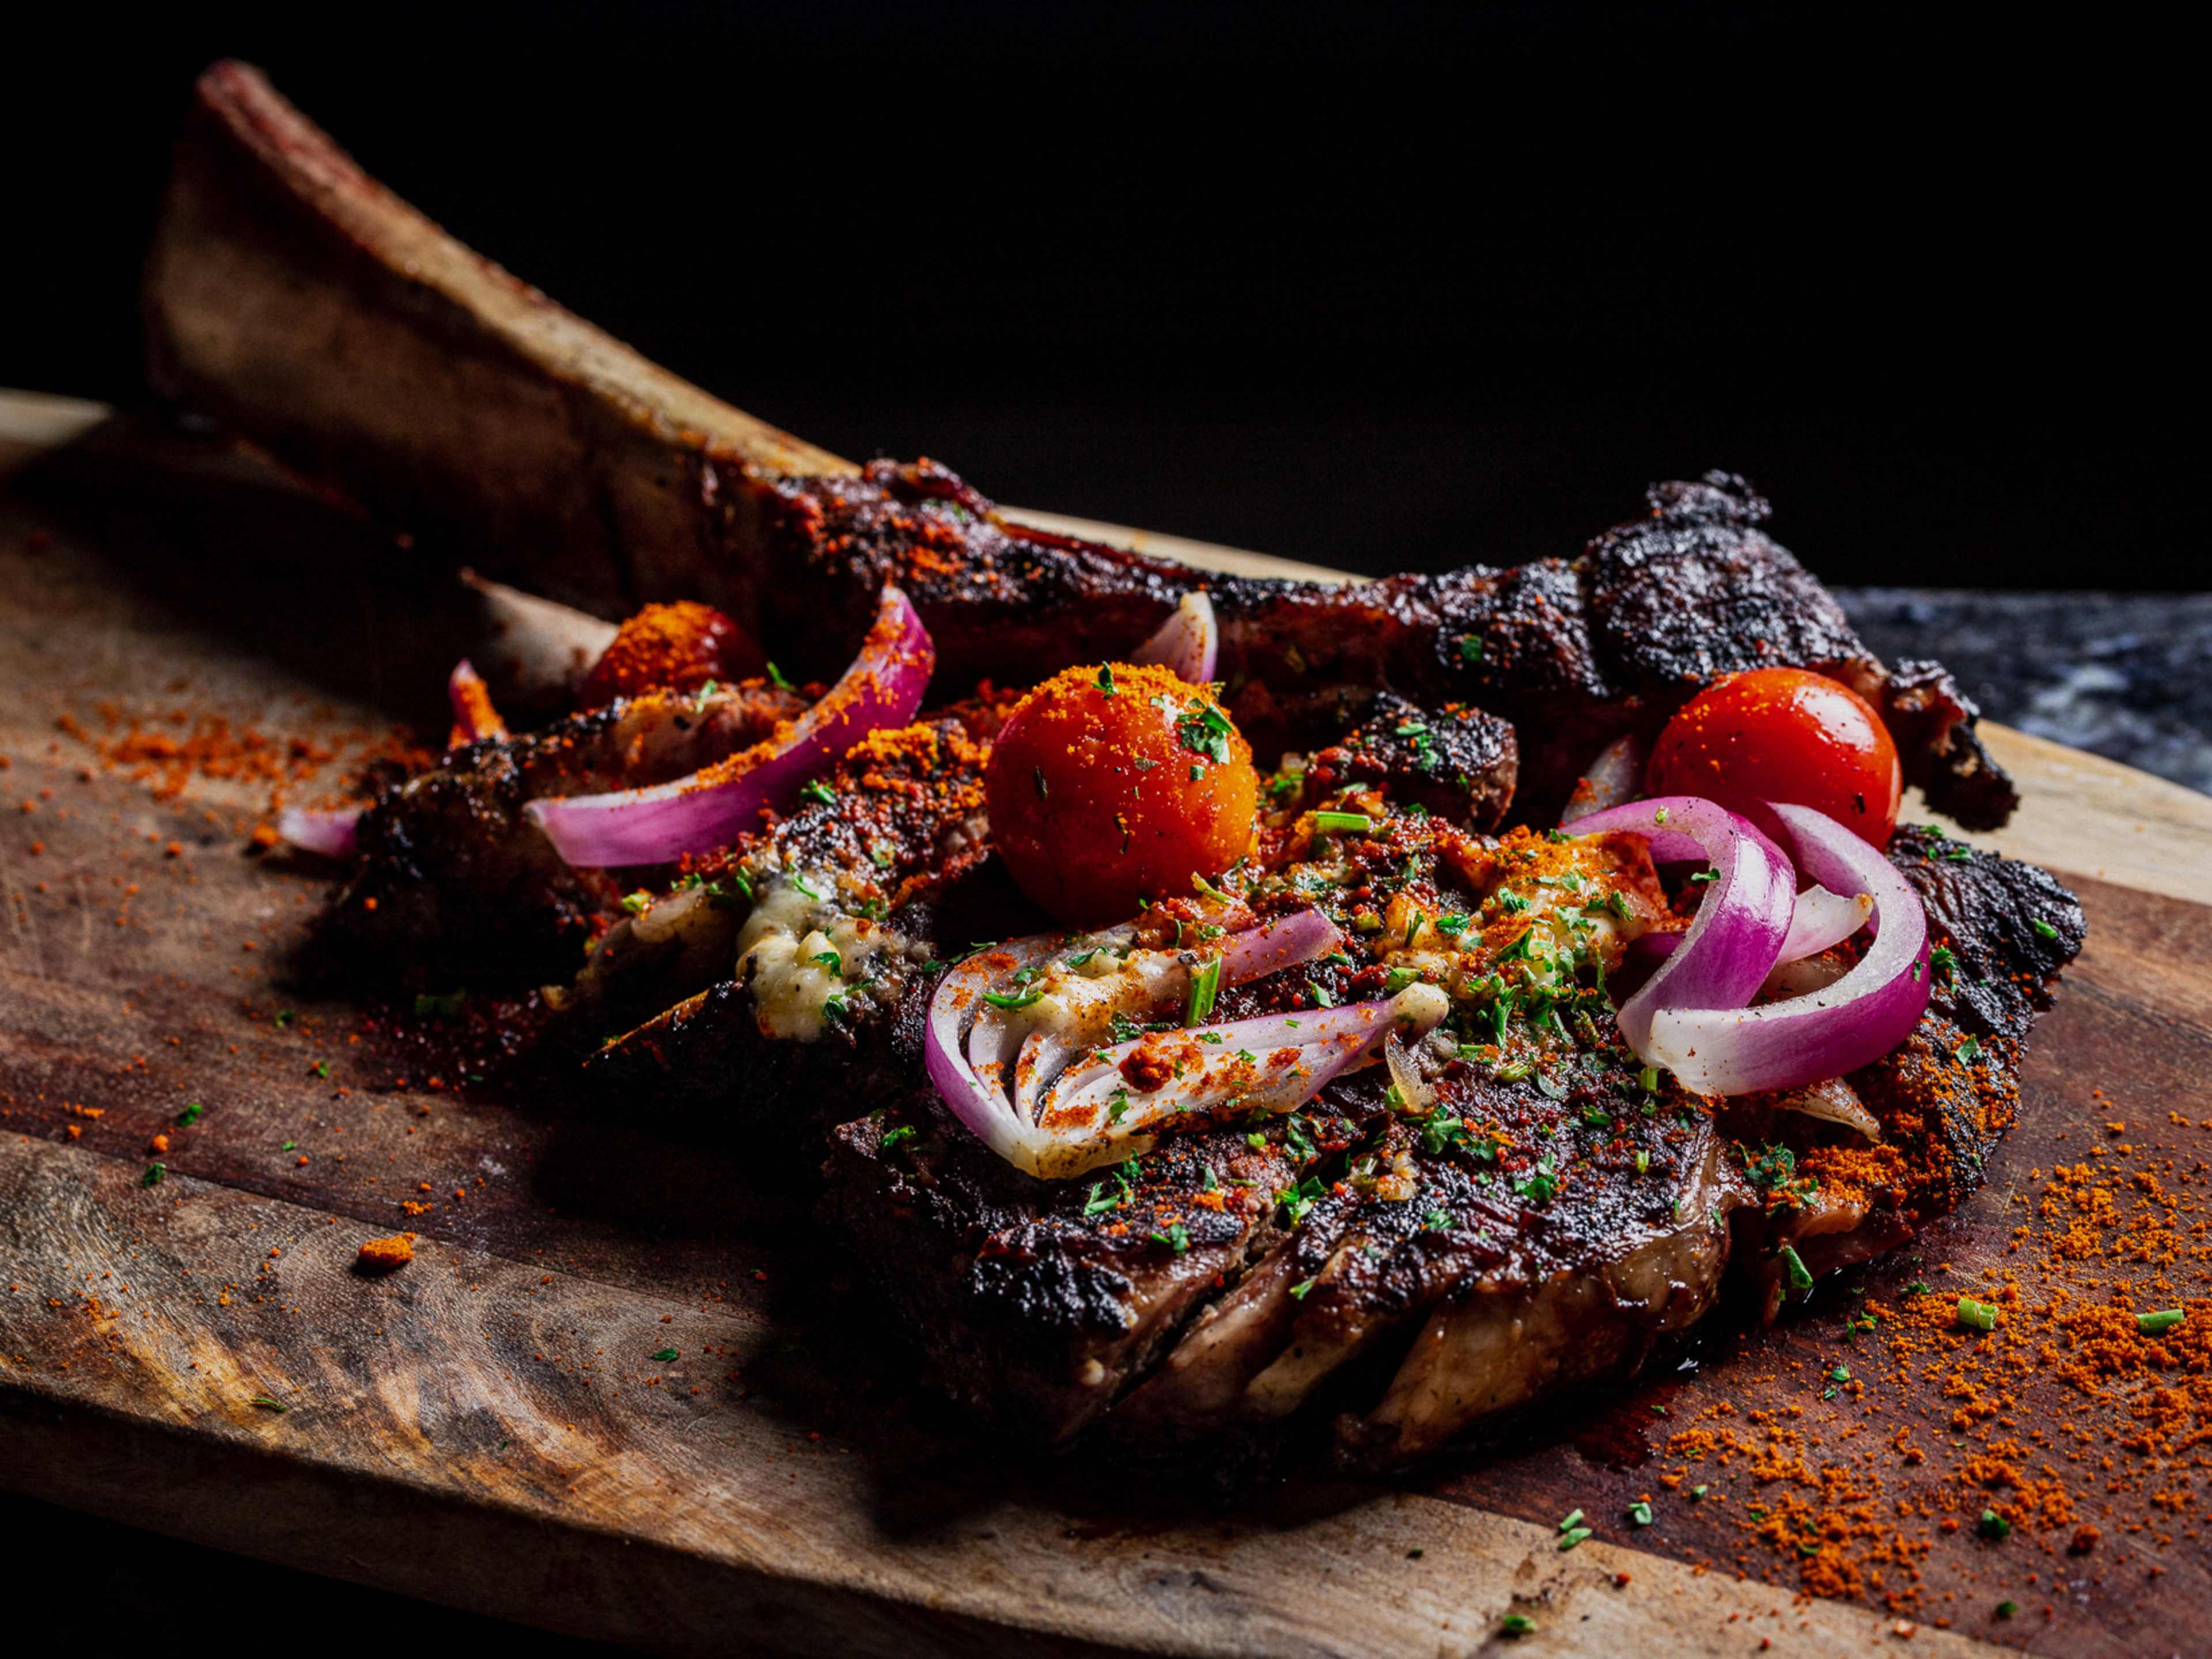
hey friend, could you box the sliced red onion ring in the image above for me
[928,908,1364,1178]
[1780,885,1873,963]
[446,657,507,744]
[1566,796,1797,1063]
[1130,590,1219,685]
[525,585,933,867]
[1559,734,1648,825]
[1033,987,1450,1176]
[1641,802,1930,1096]
[277,805,361,859]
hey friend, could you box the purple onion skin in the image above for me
[1568,796,1798,1060]
[526,585,933,867]
[1130,591,1219,686]
[1641,802,1931,1097]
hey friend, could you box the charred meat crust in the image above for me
[745,464,2013,831]
[1734,827,2084,1313]
[1295,691,1518,830]
[822,1100,1302,1444]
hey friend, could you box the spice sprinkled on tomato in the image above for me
[984,662,1260,922]
[1647,667,1900,849]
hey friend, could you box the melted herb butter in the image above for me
[735,873,908,1040]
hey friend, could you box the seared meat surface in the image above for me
[334,679,803,986]
[817,825,2081,1464]
[741,464,2013,830]
[1291,691,1518,830]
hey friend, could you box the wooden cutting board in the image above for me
[5,394,2211,1658]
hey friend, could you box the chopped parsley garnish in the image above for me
[880,1124,917,1150]
[652,1347,679,1363]
[621,890,653,915]
[704,872,754,908]
[247,1395,288,1412]
[1556,1525,1592,1551]
[1779,1244,1813,1293]
[1929,944,1957,980]
[790,873,823,901]
[310,1060,330,1079]
[1289,1277,1318,1301]
[176,1101,204,1126]
[811,949,843,976]
[1277,1175,1328,1223]
[1954,1035,1984,1065]
[1513,1158,1558,1206]
[1083,1177,1130,1216]
[1107,1088,1132,1124]
[1150,1222,1191,1254]
[765,661,793,690]
[1498,888,1529,915]
[1185,956,1222,1027]
[1422,1207,1452,1230]
[982,987,1044,1010]
[1627,1500,1653,1527]
[1434,912,1470,937]
[1312,809,1373,835]
[1979,1508,2011,1540]
[1382,965,1422,997]
[1094,664,1117,698]
[141,1162,166,1188]
[2031,916,2060,940]
[801,779,838,806]
[1175,700,1234,764]
[1499,1615,1532,1636]
[1457,635,1485,665]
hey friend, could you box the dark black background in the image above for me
[4,2,2194,588]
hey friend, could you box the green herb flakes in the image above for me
[1780,1244,1813,1293]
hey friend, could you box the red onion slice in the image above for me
[1780,885,1873,963]
[1036,987,1449,1172]
[277,805,361,859]
[446,658,507,744]
[927,907,1362,1178]
[1559,734,1648,825]
[1642,802,1930,1096]
[525,585,933,868]
[1130,590,1219,685]
[1566,796,1797,1063]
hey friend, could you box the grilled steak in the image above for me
[818,826,2081,1464]
[149,65,2017,838]
[149,64,2080,1477]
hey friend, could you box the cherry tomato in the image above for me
[985,662,1261,923]
[1646,667,1900,849]
[581,602,752,707]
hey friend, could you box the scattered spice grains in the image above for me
[1644,1085,2212,1620]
